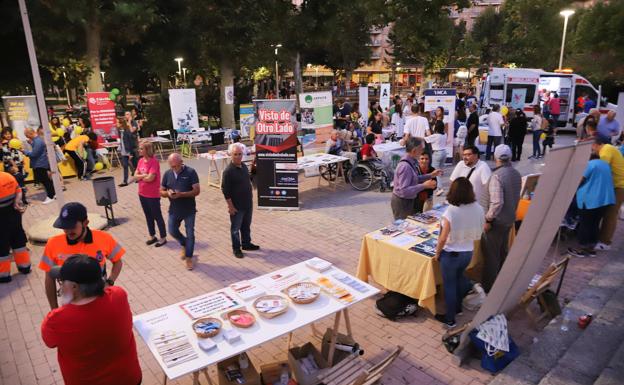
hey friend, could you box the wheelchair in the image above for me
[348,154,391,192]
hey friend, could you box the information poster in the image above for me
[510,88,527,110]
[225,85,234,105]
[299,91,333,145]
[239,104,254,138]
[254,99,299,210]
[380,83,391,111]
[424,88,456,159]
[168,89,200,133]
[87,92,116,135]
[359,87,369,127]
[2,95,40,141]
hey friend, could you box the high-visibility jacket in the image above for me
[0,171,20,208]
[0,171,30,282]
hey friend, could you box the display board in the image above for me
[299,91,333,144]
[253,99,299,210]
[424,88,457,159]
[359,87,369,124]
[380,83,391,111]
[168,89,200,133]
[2,95,39,141]
[510,88,527,110]
[239,104,254,138]
[87,92,116,136]
[455,142,592,360]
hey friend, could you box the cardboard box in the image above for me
[217,354,261,385]
[288,343,328,385]
[260,360,297,385]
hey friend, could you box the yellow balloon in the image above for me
[62,118,71,127]
[94,162,104,171]
[501,106,509,116]
[56,128,66,137]
[51,135,59,142]
[74,126,83,135]
[9,138,22,150]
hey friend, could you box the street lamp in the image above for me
[174,57,183,75]
[272,44,282,96]
[182,68,187,85]
[558,9,575,70]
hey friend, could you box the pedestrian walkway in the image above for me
[0,135,621,385]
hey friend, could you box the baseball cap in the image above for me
[53,202,88,229]
[48,255,102,284]
[494,144,512,160]
[595,134,611,145]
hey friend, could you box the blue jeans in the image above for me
[440,250,473,323]
[230,208,252,251]
[485,136,502,160]
[140,196,166,238]
[532,130,543,157]
[431,149,447,189]
[168,211,195,258]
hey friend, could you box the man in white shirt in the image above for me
[403,104,430,142]
[485,104,505,160]
[450,145,492,206]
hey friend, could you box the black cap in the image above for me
[49,255,102,284]
[595,134,612,145]
[53,202,88,229]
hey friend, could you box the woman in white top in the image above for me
[433,177,485,327]
[390,101,405,139]
[425,119,447,195]
[529,105,544,159]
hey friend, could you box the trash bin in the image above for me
[211,131,225,146]
[92,176,118,206]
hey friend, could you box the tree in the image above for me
[470,7,504,66]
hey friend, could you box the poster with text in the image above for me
[254,99,299,210]
[239,104,254,138]
[87,92,116,136]
[424,88,456,160]
[380,83,391,111]
[225,86,234,105]
[299,91,333,145]
[1,96,40,141]
[168,89,200,133]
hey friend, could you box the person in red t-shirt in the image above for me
[41,255,141,385]
[361,133,378,161]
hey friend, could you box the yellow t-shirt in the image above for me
[64,135,89,151]
[600,144,624,189]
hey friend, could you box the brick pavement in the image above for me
[0,135,621,385]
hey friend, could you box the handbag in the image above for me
[469,315,519,373]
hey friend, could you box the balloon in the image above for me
[51,135,59,142]
[111,88,120,95]
[501,106,509,116]
[62,118,71,127]
[9,138,22,150]
[94,162,104,171]
[56,128,66,137]
[74,126,83,135]
[109,92,116,101]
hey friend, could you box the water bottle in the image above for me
[279,363,290,385]
[560,309,571,331]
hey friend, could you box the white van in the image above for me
[478,67,614,129]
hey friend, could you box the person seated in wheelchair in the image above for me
[360,133,384,170]
[325,130,344,156]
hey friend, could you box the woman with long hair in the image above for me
[425,112,448,196]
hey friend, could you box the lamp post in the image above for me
[272,44,282,96]
[174,57,183,86]
[558,9,575,70]
[182,68,187,85]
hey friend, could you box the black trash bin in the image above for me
[92,176,118,225]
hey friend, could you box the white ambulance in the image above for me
[478,67,615,129]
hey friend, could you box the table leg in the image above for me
[287,332,293,349]
[163,372,167,385]
[310,323,323,339]
[343,308,353,337]
[327,311,342,365]
[192,371,200,385]
[202,368,214,385]
[113,149,121,169]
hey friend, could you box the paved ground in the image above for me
[0,135,621,385]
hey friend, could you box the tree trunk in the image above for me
[219,59,235,128]
[345,69,352,91]
[85,4,102,92]
[293,52,303,108]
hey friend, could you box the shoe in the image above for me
[42,196,56,205]
[528,156,535,159]
[0,275,11,284]
[434,314,456,328]
[155,239,167,247]
[180,249,187,260]
[242,243,260,251]
[568,247,588,258]
[118,183,128,187]
[17,266,31,275]
[233,249,244,258]
[594,242,611,251]
[146,237,158,246]
[185,257,194,270]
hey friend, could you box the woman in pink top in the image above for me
[134,141,167,246]
[547,92,561,124]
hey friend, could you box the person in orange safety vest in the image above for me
[0,171,31,283]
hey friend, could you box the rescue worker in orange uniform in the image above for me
[0,171,31,283]
[39,202,125,309]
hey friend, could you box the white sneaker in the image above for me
[42,196,56,205]
[594,242,611,251]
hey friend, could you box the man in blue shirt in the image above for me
[597,111,620,140]
[583,97,596,113]
[568,153,615,258]
[23,127,55,204]
[160,153,200,270]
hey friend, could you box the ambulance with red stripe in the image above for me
[478,67,616,130]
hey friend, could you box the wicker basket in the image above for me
[284,282,321,304]
[226,309,256,328]
[253,295,289,319]
[192,317,222,338]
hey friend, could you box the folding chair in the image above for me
[317,346,403,385]
[155,130,176,155]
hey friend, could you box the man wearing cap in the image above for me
[0,171,30,283]
[480,144,522,292]
[41,255,141,385]
[593,134,624,251]
[39,202,124,309]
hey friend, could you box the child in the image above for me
[542,117,556,157]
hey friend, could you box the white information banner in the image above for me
[225,85,234,105]
[424,88,456,158]
[168,89,200,132]
[359,87,369,125]
[380,83,391,111]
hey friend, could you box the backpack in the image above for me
[375,291,418,321]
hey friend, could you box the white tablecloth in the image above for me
[374,142,405,171]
